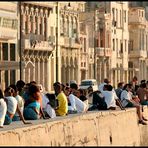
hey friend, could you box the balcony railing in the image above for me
[95,47,112,57]
[0,27,17,40]
[21,39,53,51]
[129,50,147,58]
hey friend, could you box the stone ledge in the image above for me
[0,107,147,146]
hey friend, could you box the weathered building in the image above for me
[128,7,148,81]
[0,2,19,90]
[20,2,54,91]
[59,2,85,85]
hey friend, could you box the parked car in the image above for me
[79,79,98,91]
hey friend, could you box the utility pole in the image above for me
[56,2,59,82]
[94,8,96,79]
[18,1,22,80]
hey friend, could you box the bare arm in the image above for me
[16,105,32,124]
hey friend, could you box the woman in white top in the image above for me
[0,89,7,128]
[4,87,31,125]
[9,84,24,121]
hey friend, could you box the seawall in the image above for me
[0,106,147,146]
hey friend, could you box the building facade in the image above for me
[0,2,19,90]
[59,2,85,85]
[20,2,54,91]
[128,7,148,81]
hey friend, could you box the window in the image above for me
[120,41,123,53]
[116,39,118,50]
[5,70,8,88]
[125,40,127,51]
[10,44,15,61]
[128,40,133,52]
[10,70,15,85]
[113,39,115,51]
[124,10,126,23]
[2,43,8,60]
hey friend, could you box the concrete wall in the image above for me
[0,107,147,146]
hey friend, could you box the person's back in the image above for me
[0,98,7,127]
[115,82,124,100]
[4,87,18,125]
[136,83,148,105]
[102,85,117,110]
[69,93,87,113]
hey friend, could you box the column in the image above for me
[44,58,49,91]
[40,58,44,86]
[98,62,101,84]
[42,17,44,36]
[37,58,40,84]
[32,16,36,34]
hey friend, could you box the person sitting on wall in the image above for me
[0,88,7,128]
[9,84,25,121]
[53,82,68,116]
[4,87,31,125]
[23,84,46,120]
[87,86,107,111]
[68,83,87,113]
[120,83,147,125]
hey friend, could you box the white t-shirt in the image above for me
[102,91,117,109]
[0,99,7,126]
[42,93,56,118]
[69,94,87,113]
[5,96,17,114]
[98,83,107,93]
[120,90,132,107]
[15,95,24,116]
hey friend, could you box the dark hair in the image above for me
[141,80,146,84]
[30,81,37,85]
[28,84,40,97]
[140,83,146,88]
[53,82,61,87]
[107,85,113,91]
[0,89,4,98]
[104,78,110,84]
[70,83,78,90]
[46,93,58,109]
[16,80,25,90]
[9,84,18,93]
[118,82,124,88]
[123,83,132,90]
[4,87,14,96]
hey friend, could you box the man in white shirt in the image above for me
[102,85,117,110]
[98,78,110,93]
[120,83,147,125]
[69,83,87,113]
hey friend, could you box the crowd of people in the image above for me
[0,76,148,128]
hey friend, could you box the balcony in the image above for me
[60,37,80,49]
[21,39,53,51]
[129,50,147,58]
[95,47,112,57]
[0,61,25,70]
[0,27,17,40]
